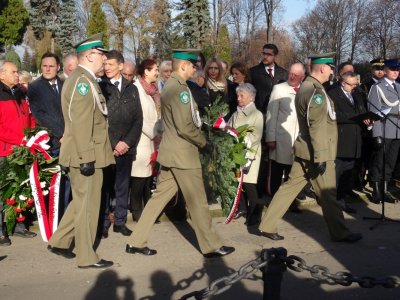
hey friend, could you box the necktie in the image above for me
[347,92,354,105]
[114,81,120,91]
[267,68,274,79]
[293,87,299,93]
[51,83,58,94]
[393,83,398,94]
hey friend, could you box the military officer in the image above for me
[125,49,234,258]
[48,34,115,268]
[361,58,385,96]
[258,52,362,243]
[368,59,400,203]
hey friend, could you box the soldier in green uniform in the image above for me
[258,53,362,243]
[48,34,115,268]
[126,49,235,258]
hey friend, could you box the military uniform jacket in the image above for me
[293,76,338,163]
[368,78,400,139]
[157,72,206,169]
[59,66,115,168]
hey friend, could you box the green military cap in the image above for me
[308,52,336,67]
[74,33,108,53]
[370,58,385,68]
[172,49,201,64]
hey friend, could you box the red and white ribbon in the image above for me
[25,131,60,242]
[22,130,51,160]
[225,170,244,224]
[213,115,239,140]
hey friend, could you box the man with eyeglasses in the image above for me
[368,59,400,204]
[250,44,288,113]
[47,34,115,269]
[258,52,362,243]
[328,71,371,214]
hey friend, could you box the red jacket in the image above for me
[0,82,35,157]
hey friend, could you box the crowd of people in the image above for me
[1,33,399,268]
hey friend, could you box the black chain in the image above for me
[280,254,400,288]
[178,257,269,300]
[179,249,400,299]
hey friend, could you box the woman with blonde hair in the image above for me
[204,57,227,105]
[157,60,172,91]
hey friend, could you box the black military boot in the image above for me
[384,181,397,203]
[371,181,382,204]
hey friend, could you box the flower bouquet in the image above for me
[0,127,61,240]
[200,97,255,223]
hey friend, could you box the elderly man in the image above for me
[0,60,37,245]
[368,59,400,204]
[265,63,305,201]
[47,34,115,269]
[258,53,362,243]
[125,49,234,258]
[60,53,78,80]
[122,60,136,83]
[328,71,371,213]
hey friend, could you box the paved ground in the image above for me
[1,189,400,300]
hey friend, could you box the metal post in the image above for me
[261,247,288,300]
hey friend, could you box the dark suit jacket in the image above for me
[100,76,143,157]
[328,85,366,158]
[250,62,288,113]
[27,76,64,150]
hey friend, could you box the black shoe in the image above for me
[0,235,11,246]
[47,245,76,259]
[113,224,132,236]
[233,210,247,220]
[384,193,397,203]
[333,233,362,243]
[203,246,235,258]
[260,231,284,241]
[126,244,157,256]
[78,259,113,269]
[342,204,357,214]
[13,229,36,238]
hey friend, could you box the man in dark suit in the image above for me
[99,50,143,238]
[328,71,371,213]
[28,52,64,152]
[27,52,71,215]
[250,44,288,113]
[250,44,288,197]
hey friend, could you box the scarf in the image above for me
[139,76,161,117]
[207,78,226,92]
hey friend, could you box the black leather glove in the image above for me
[315,162,326,176]
[80,162,95,176]
[373,136,383,150]
[202,142,213,153]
